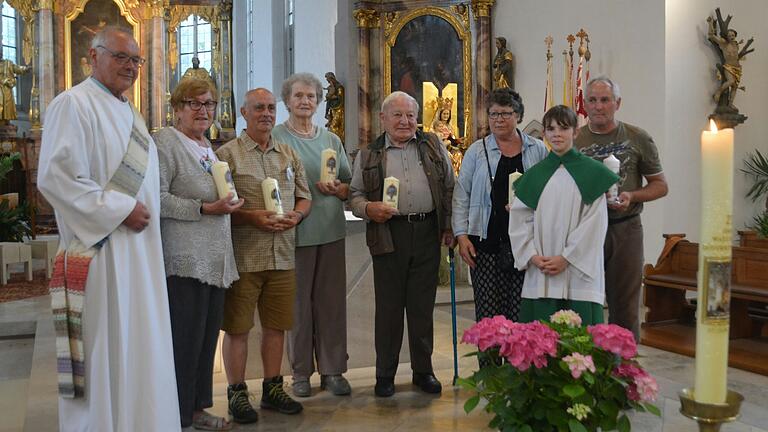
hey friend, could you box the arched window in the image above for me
[177,15,212,80]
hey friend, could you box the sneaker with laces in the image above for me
[227,382,259,424]
[261,376,303,414]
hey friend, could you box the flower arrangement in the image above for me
[459,311,660,432]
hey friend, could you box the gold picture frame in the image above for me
[64,0,141,110]
[383,6,472,142]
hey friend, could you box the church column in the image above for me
[217,0,234,137]
[147,1,167,131]
[353,8,378,150]
[36,0,54,124]
[471,0,494,138]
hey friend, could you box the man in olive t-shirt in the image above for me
[575,76,668,340]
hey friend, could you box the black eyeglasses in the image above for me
[183,100,218,111]
[96,45,146,67]
[488,111,517,120]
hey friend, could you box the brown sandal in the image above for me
[192,411,233,431]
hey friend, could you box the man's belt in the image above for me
[608,214,639,226]
[390,210,435,223]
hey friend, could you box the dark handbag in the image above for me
[481,137,517,273]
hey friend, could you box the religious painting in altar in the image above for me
[64,0,140,108]
[384,6,472,142]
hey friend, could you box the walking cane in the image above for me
[448,247,459,386]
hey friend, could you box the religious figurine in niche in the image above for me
[181,56,217,91]
[324,72,345,145]
[706,8,754,128]
[430,99,464,176]
[493,37,514,90]
[0,53,30,122]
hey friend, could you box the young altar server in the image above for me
[508,105,619,325]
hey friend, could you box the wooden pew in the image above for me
[641,233,768,375]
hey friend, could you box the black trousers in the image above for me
[167,276,226,427]
[371,215,440,378]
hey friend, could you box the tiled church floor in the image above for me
[2,222,767,431]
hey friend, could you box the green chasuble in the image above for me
[514,148,619,210]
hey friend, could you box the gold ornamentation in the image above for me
[470,0,494,19]
[64,0,141,110]
[383,11,399,38]
[353,8,379,29]
[36,0,53,9]
[167,5,219,73]
[6,0,35,65]
[450,4,470,30]
[383,6,473,142]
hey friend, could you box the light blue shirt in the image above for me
[452,130,548,239]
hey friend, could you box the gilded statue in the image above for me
[0,54,30,122]
[493,37,514,90]
[706,8,754,127]
[429,99,464,176]
[181,56,217,91]
[324,72,345,145]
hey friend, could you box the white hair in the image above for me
[381,91,419,113]
[91,26,135,49]
[586,75,621,100]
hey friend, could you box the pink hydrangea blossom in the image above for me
[613,363,645,380]
[462,318,559,371]
[634,374,659,402]
[550,309,582,327]
[498,321,559,371]
[562,352,596,378]
[588,324,638,359]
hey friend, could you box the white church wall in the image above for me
[664,0,767,244]
[493,0,667,262]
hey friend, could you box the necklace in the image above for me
[286,119,315,138]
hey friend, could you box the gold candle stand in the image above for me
[679,388,743,432]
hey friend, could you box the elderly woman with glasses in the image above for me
[154,78,243,431]
[271,72,353,398]
[452,88,547,332]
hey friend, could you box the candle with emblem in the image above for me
[694,120,733,404]
[320,148,338,183]
[382,177,399,209]
[261,177,284,216]
[211,161,239,203]
[603,154,620,204]
[508,170,522,205]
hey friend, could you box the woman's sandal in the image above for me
[192,411,233,431]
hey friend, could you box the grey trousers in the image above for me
[372,215,440,378]
[287,239,348,379]
[166,276,226,428]
[604,215,644,341]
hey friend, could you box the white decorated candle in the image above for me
[261,177,284,215]
[508,171,522,205]
[320,148,338,183]
[211,161,239,203]
[382,177,399,209]
[603,154,620,203]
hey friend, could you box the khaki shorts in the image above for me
[221,270,296,333]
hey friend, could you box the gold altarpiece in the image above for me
[10,0,234,228]
[353,0,496,150]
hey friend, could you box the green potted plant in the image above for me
[459,311,660,431]
[742,149,768,237]
[0,152,33,242]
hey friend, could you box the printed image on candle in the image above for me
[225,170,235,189]
[326,156,337,176]
[272,188,282,204]
[386,184,397,201]
[705,260,731,319]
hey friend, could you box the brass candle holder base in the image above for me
[679,388,744,432]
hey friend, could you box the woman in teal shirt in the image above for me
[273,73,353,398]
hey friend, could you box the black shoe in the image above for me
[261,376,303,414]
[227,382,259,424]
[374,377,395,397]
[412,373,442,394]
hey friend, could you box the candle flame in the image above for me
[709,119,718,133]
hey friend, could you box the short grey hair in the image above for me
[381,91,419,113]
[586,75,621,100]
[91,26,135,49]
[241,87,273,110]
[280,72,324,105]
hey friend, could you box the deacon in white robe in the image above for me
[38,77,180,430]
[508,166,608,308]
